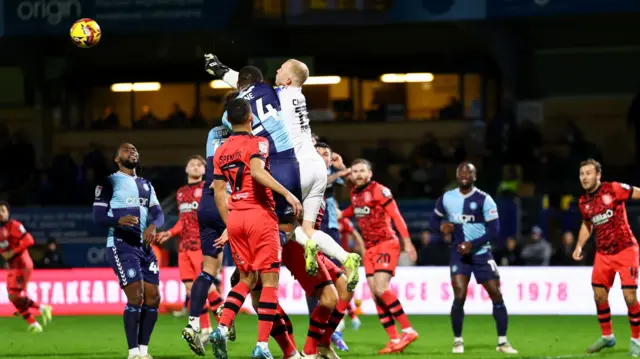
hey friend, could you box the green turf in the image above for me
[0,314,634,359]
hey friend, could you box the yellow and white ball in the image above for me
[69,18,101,48]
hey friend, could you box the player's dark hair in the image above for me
[0,201,9,211]
[223,90,239,110]
[188,155,206,166]
[314,142,331,152]
[580,158,602,173]
[352,158,372,170]
[237,66,263,89]
[227,98,252,125]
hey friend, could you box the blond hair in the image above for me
[287,59,309,86]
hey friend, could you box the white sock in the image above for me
[222,70,239,89]
[632,337,640,345]
[454,337,463,344]
[336,318,345,333]
[256,341,269,350]
[402,327,415,334]
[188,316,200,332]
[498,336,508,345]
[128,348,140,356]
[391,338,400,343]
[603,334,615,339]
[139,345,148,355]
[218,324,229,337]
[311,230,349,263]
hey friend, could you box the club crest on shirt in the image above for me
[602,194,612,206]
[469,202,477,210]
[143,183,150,192]
[259,141,268,154]
[194,188,202,198]
[381,187,392,198]
[95,185,102,197]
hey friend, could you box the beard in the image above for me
[120,159,137,169]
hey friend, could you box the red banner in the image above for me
[0,268,188,316]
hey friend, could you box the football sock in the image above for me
[278,304,296,347]
[138,305,158,347]
[220,282,250,328]
[189,272,215,323]
[376,303,399,341]
[597,302,613,336]
[257,286,279,343]
[492,301,509,337]
[347,302,357,319]
[124,304,141,350]
[200,307,211,329]
[304,305,332,354]
[628,302,640,339]
[321,299,349,345]
[306,295,318,314]
[380,290,412,330]
[271,313,297,358]
[11,297,37,325]
[451,302,465,338]
[312,229,349,263]
[208,290,224,313]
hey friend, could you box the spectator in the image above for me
[41,238,64,268]
[520,226,553,266]
[500,237,521,266]
[438,96,463,119]
[133,105,159,129]
[551,231,581,266]
[166,102,188,128]
[93,106,120,129]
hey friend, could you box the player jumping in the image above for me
[210,98,302,359]
[342,159,419,354]
[156,155,224,343]
[205,55,361,290]
[92,143,164,359]
[431,162,517,354]
[574,159,640,356]
[0,201,53,332]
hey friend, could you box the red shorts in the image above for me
[592,245,640,290]
[179,250,204,282]
[364,240,401,277]
[282,241,335,296]
[7,268,32,295]
[227,209,281,273]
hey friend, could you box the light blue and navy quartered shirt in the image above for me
[205,126,231,197]
[221,82,295,160]
[92,171,164,247]
[430,187,500,255]
[321,166,344,232]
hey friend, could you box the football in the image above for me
[69,18,101,48]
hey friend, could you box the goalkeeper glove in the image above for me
[204,54,230,78]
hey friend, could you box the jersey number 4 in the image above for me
[223,162,246,192]
[256,98,279,122]
[149,262,159,274]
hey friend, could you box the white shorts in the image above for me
[299,157,328,223]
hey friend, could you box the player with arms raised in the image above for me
[574,159,640,356]
[156,155,224,344]
[209,98,302,359]
[341,159,418,354]
[205,56,361,289]
[430,162,517,354]
[0,201,53,332]
[92,143,164,359]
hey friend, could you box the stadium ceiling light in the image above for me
[110,82,162,92]
[380,73,434,83]
[209,76,341,89]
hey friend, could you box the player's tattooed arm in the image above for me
[213,179,230,224]
[573,220,593,261]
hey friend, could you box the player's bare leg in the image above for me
[450,275,468,354]
[319,275,354,358]
[183,254,222,356]
[297,221,361,292]
[212,270,258,359]
[138,281,161,359]
[483,279,517,354]
[623,288,640,356]
[586,285,617,353]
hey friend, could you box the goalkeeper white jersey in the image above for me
[276,86,319,160]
